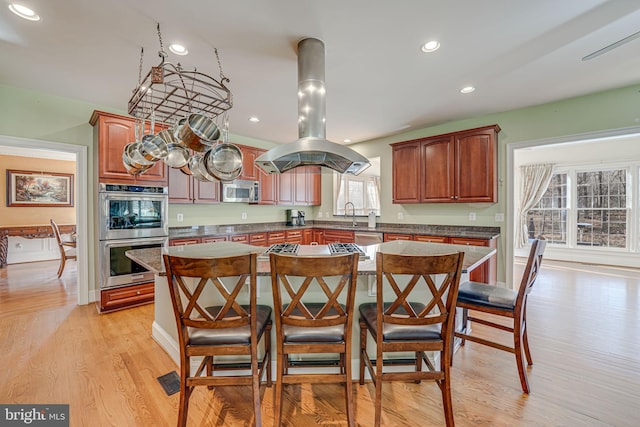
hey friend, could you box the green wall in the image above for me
[1,82,639,288]
[330,83,640,281]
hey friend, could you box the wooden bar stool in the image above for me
[163,252,272,427]
[359,251,465,426]
[268,252,359,427]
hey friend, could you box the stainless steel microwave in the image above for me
[221,180,259,203]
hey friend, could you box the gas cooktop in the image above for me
[328,243,366,256]
[262,243,300,255]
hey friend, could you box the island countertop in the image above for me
[126,240,496,276]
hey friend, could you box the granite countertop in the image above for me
[126,240,495,277]
[169,221,500,240]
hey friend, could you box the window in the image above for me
[527,173,568,244]
[333,174,380,216]
[527,167,632,250]
[575,169,627,248]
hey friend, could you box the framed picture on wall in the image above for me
[6,170,74,207]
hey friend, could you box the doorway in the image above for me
[506,125,640,284]
[0,135,89,305]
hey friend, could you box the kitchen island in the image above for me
[127,240,495,376]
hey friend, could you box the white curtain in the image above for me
[516,163,554,248]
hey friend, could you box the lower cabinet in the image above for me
[322,230,355,243]
[100,282,154,313]
[384,233,412,242]
[268,231,286,245]
[312,229,324,245]
[249,232,268,246]
[450,237,497,285]
[413,235,450,243]
[285,229,304,244]
[230,234,249,243]
[202,236,228,243]
[169,238,201,246]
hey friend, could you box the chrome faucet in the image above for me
[344,202,357,227]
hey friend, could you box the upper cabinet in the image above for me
[391,124,500,204]
[168,167,220,204]
[234,143,321,206]
[90,110,168,186]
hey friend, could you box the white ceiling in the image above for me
[1,0,639,146]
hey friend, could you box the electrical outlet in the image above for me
[177,213,184,222]
[397,212,403,220]
[325,212,330,218]
[495,213,505,222]
[469,212,477,221]
[241,212,247,220]
[318,212,323,218]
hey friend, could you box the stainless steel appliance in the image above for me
[297,210,305,226]
[99,183,168,240]
[98,183,169,289]
[221,180,259,203]
[99,237,166,289]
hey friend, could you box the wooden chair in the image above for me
[359,251,465,427]
[454,238,546,394]
[162,253,272,427]
[50,219,76,278]
[268,252,360,427]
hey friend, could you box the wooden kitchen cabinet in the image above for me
[322,229,355,243]
[312,229,324,245]
[168,166,220,204]
[234,144,279,205]
[248,232,268,246]
[391,141,421,204]
[285,229,304,244]
[391,124,500,204]
[413,235,450,243]
[202,236,228,243]
[278,166,321,206]
[99,282,154,312]
[302,229,313,245]
[229,234,249,243]
[384,233,413,242]
[90,110,168,186]
[268,231,286,245]
[169,237,201,246]
[450,236,497,285]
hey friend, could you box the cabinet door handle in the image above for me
[136,291,141,295]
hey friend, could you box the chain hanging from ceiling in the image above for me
[127,23,233,124]
[122,24,244,183]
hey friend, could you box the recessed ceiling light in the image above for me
[460,86,476,94]
[8,3,40,21]
[420,40,440,53]
[249,117,260,123]
[169,44,188,56]
[343,139,351,143]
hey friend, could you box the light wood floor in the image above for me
[1,258,640,426]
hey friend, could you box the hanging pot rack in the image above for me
[127,24,233,125]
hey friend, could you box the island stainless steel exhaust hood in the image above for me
[255,38,371,175]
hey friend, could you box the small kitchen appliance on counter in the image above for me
[286,209,299,226]
[297,210,305,226]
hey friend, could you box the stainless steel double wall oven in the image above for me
[98,183,168,289]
